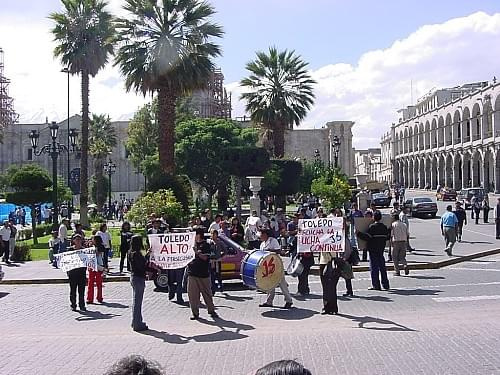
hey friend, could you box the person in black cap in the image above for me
[67,234,87,311]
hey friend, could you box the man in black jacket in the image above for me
[357,211,390,290]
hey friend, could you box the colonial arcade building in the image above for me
[391,81,500,193]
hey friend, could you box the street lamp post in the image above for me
[61,67,71,208]
[29,121,78,227]
[332,135,341,168]
[104,160,116,220]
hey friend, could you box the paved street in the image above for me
[2,253,500,375]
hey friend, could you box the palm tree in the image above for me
[50,0,116,227]
[115,0,223,173]
[89,114,117,210]
[240,47,316,158]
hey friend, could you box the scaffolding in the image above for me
[0,48,18,138]
[188,68,232,119]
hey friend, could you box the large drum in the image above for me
[241,250,284,292]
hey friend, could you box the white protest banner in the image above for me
[54,248,97,272]
[148,232,196,269]
[297,217,345,253]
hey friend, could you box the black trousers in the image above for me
[496,219,500,238]
[297,256,314,294]
[484,208,490,223]
[68,268,86,308]
[319,263,340,313]
[1,240,9,260]
[345,278,353,295]
[119,248,129,273]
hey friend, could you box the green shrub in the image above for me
[12,243,32,262]
[126,189,185,227]
[34,223,52,238]
[147,172,192,209]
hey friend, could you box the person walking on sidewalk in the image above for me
[187,228,217,320]
[472,196,481,224]
[482,196,490,223]
[357,211,390,291]
[390,214,410,276]
[128,235,150,332]
[119,222,133,274]
[440,205,458,256]
[8,219,16,262]
[259,228,293,309]
[399,207,414,252]
[0,220,11,264]
[454,202,467,242]
[495,198,500,239]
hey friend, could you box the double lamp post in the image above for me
[29,121,78,226]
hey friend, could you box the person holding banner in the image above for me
[319,251,341,315]
[67,234,87,311]
[87,235,106,304]
[187,228,217,320]
[128,235,150,332]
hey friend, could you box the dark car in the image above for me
[457,188,485,209]
[372,192,391,208]
[436,188,457,201]
[404,197,438,218]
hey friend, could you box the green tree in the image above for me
[89,113,117,209]
[5,165,53,244]
[240,47,315,158]
[126,189,184,227]
[50,0,116,227]
[115,0,223,173]
[311,173,351,210]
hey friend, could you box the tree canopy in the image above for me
[126,189,184,227]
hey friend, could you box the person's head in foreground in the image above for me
[255,360,312,375]
[104,355,164,375]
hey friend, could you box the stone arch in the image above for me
[404,128,409,153]
[496,151,500,194]
[483,98,493,138]
[472,103,482,141]
[438,116,445,147]
[471,149,483,187]
[418,157,425,188]
[438,154,445,186]
[431,155,438,189]
[463,151,472,187]
[413,124,419,152]
[424,155,432,189]
[494,94,500,139]
[453,110,461,144]
[431,118,437,148]
[408,158,414,187]
[445,153,453,187]
[483,148,495,192]
[445,113,452,146]
[424,121,431,149]
[462,107,471,142]
[453,152,462,190]
[408,127,413,152]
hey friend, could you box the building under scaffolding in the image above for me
[0,48,18,140]
[187,68,232,119]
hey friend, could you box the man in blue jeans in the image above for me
[357,211,390,291]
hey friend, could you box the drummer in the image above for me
[258,229,293,309]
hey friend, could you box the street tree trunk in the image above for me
[31,205,38,245]
[158,87,177,174]
[80,70,90,228]
[273,121,286,158]
[233,176,242,220]
[94,157,106,210]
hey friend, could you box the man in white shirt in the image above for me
[208,214,222,233]
[391,214,409,276]
[0,221,12,263]
[245,210,262,249]
[58,218,70,253]
[258,229,293,309]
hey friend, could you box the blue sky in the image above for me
[1,1,500,147]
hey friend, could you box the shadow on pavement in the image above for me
[139,329,189,344]
[3,263,20,267]
[0,292,9,299]
[75,310,120,321]
[261,307,317,320]
[339,313,417,332]
[293,293,323,301]
[406,275,445,280]
[100,301,129,309]
[410,253,440,257]
[388,288,442,296]
[218,292,253,302]
[460,240,493,245]
[350,295,393,302]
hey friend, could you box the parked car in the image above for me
[372,192,391,208]
[457,188,485,209]
[404,197,438,218]
[152,232,247,292]
[436,188,457,201]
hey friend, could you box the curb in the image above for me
[2,248,500,285]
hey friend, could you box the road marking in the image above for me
[449,267,500,272]
[468,260,498,264]
[433,295,500,302]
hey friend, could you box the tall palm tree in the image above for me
[89,114,117,209]
[115,0,223,173]
[50,0,116,227]
[240,47,316,158]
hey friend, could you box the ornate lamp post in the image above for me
[29,121,78,226]
[332,135,341,168]
[104,160,117,220]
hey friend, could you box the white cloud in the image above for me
[228,11,500,148]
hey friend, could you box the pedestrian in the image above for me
[440,205,458,256]
[229,217,244,244]
[58,218,70,253]
[390,213,410,276]
[87,235,106,304]
[342,226,356,297]
[200,209,212,232]
[209,229,224,295]
[187,228,217,320]
[472,196,481,224]
[96,223,112,260]
[399,206,414,252]
[244,210,262,249]
[127,235,150,331]
[296,250,314,296]
[48,230,60,267]
[454,201,467,242]
[67,234,87,311]
[319,251,341,314]
[359,210,374,262]
[20,208,26,226]
[8,219,16,262]
[120,221,133,274]
[258,228,293,309]
[495,198,500,239]
[0,220,12,264]
[72,223,85,240]
[357,211,390,291]
[482,196,490,223]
